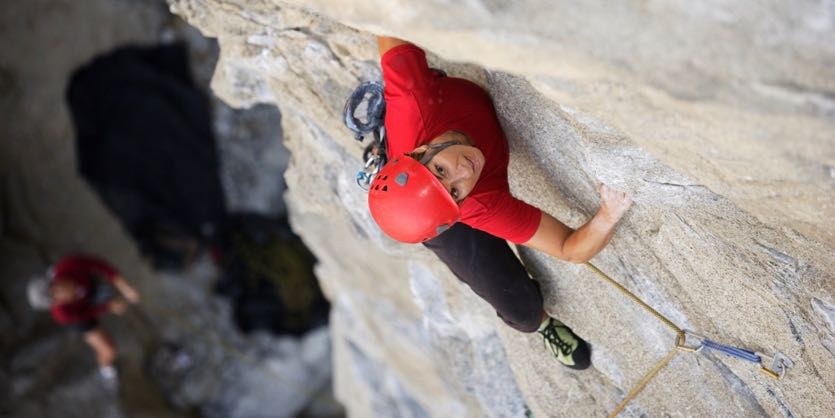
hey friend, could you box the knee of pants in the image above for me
[498,303,543,333]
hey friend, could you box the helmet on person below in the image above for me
[368,156,460,243]
[27,276,52,310]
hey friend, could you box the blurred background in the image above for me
[0,1,341,417]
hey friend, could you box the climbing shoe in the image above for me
[538,317,591,370]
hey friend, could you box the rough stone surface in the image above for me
[167,0,835,417]
[145,257,336,418]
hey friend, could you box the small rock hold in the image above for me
[811,298,835,333]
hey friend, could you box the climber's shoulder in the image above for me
[377,36,411,56]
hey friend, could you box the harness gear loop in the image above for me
[343,81,385,140]
[344,81,388,190]
[356,131,388,190]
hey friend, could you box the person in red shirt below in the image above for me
[27,254,141,385]
[368,37,633,369]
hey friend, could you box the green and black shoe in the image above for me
[538,317,591,370]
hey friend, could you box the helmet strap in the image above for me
[417,141,463,165]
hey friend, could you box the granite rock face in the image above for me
[169,1,835,416]
[0,1,331,417]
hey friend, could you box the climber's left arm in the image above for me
[112,276,141,304]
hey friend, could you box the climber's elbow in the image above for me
[377,36,410,56]
[522,211,577,261]
[563,253,591,264]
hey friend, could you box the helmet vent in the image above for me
[382,185,388,191]
[395,173,408,186]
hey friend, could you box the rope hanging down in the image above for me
[583,262,793,417]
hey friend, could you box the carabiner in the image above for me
[756,351,793,380]
[356,171,372,191]
[677,330,705,353]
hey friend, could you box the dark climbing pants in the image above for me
[423,222,544,333]
[67,278,113,333]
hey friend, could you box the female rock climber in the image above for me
[27,254,141,386]
[368,36,633,369]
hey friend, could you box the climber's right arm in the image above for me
[523,183,633,263]
[377,36,410,56]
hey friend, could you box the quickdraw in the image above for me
[343,81,387,190]
[583,262,793,417]
[680,330,794,379]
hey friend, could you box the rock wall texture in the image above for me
[169,1,835,416]
[0,1,333,417]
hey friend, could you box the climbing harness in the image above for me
[582,262,793,417]
[343,81,387,190]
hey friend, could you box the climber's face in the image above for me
[49,280,77,304]
[411,132,485,203]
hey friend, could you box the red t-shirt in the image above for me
[49,254,119,325]
[381,44,541,244]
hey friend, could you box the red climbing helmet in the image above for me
[368,156,459,243]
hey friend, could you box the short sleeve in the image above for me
[461,192,542,244]
[380,44,435,98]
[53,254,119,282]
[380,43,438,157]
